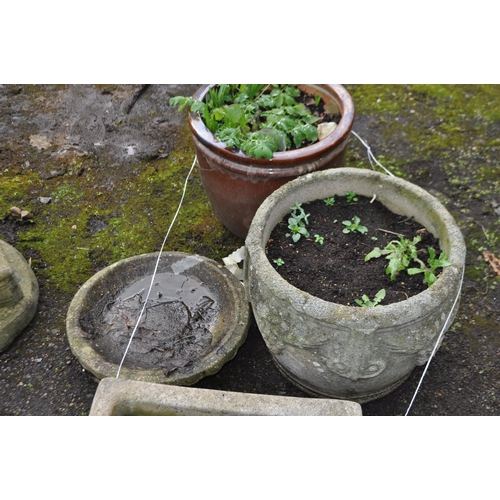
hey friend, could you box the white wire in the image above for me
[113,134,460,415]
[115,155,198,378]
[350,129,464,416]
[404,266,465,416]
[351,130,395,177]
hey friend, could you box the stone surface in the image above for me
[90,377,363,416]
[0,240,39,351]
[245,168,467,403]
[66,251,251,385]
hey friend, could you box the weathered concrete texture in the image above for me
[0,240,39,351]
[245,168,466,403]
[67,251,251,385]
[90,377,363,416]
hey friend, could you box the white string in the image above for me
[113,133,461,415]
[350,130,464,415]
[115,156,198,378]
[351,130,395,177]
[404,266,465,416]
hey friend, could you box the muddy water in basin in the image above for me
[84,272,220,374]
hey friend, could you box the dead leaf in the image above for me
[162,358,190,375]
[483,251,500,277]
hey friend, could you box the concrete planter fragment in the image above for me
[0,240,38,351]
[245,168,466,403]
[66,252,251,385]
[90,377,362,415]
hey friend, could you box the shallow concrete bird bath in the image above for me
[66,252,251,385]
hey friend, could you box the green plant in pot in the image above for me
[244,168,466,404]
[170,84,355,239]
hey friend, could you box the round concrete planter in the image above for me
[188,84,355,239]
[245,168,466,403]
[0,240,39,352]
[66,252,251,385]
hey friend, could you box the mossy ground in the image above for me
[344,84,500,297]
[1,119,241,296]
[340,84,500,415]
[1,84,499,416]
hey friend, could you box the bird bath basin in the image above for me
[66,252,251,385]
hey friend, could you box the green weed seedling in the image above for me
[346,191,358,203]
[273,258,285,267]
[342,216,368,234]
[286,203,310,242]
[314,234,324,244]
[407,247,451,286]
[324,196,335,206]
[365,235,450,286]
[355,289,386,307]
[365,235,420,280]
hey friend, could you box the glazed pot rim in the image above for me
[245,167,466,319]
[188,84,355,167]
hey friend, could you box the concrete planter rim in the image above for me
[245,167,466,321]
[66,251,251,385]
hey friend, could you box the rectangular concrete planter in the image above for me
[90,378,362,416]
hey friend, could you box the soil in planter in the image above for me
[80,272,220,375]
[265,195,442,306]
[297,90,341,124]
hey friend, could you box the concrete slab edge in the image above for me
[90,377,363,416]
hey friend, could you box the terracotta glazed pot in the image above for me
[187,84,355,239]
[245,168,466,404]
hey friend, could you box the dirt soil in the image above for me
[1,84,499,416]
[265,195,439,305]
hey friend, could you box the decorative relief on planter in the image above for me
[245,167,466,403]
[250,265,461,395]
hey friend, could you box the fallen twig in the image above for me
[376,228,405,238]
